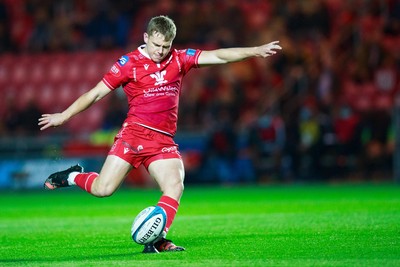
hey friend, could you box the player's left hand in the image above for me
[257,41,282,58]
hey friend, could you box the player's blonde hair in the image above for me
[147,15,177,41]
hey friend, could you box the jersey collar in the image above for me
[138,45,151,59]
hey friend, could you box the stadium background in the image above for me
[0,0,399,189]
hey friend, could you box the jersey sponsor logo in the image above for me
[118,55,129,66]
[186,49,196,56]
[150,70,168,86]
[161,146,177,153]
[110,64,121,77]
[143,85,179,97]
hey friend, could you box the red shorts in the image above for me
[108,122,181,169]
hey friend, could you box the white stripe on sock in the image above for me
[158,201,177,212]
[84,173,95,191]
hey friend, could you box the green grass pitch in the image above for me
[1,184,399,266]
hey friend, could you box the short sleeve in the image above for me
[102,55,132,90]
[178,48,202,74]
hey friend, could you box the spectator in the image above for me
[298,104,322,181]
[249,109,285,182]
[333,104,362,178]
[201,106,239,183]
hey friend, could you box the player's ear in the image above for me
[143,32,149,44]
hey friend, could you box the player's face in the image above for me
[144,32,173,63]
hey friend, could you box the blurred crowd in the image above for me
[1,0,399,183]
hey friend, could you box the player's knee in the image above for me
[92,184,115,198]
[163,178,184,195]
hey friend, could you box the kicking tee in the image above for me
[102,45,201,136]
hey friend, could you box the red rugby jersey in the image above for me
[102,45,201,136]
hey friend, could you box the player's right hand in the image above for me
[38,113,66,131]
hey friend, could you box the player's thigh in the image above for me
[148,158,185,188]
[96,155,133,191]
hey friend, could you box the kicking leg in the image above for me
[87,155,132,197]
[44,155,132,198]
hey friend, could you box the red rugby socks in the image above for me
[74,172,99,193]
[157,195,179,233]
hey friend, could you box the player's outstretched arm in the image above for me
[38,81,111,131]
[197,41,282,66]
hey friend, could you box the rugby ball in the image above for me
[131,206,166,245]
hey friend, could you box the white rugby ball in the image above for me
[131,206,166,245]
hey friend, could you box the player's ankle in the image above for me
[67,172,80,185]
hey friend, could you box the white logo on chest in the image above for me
[150,70,168,85]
